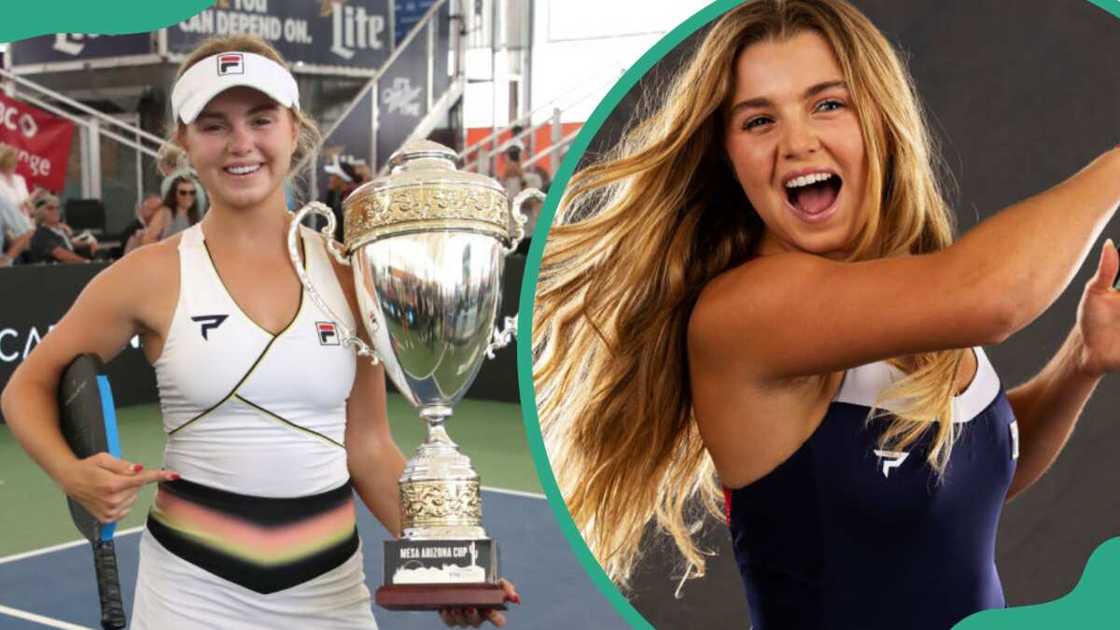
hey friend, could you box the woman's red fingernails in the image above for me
[512,594,521,604]
[169,473,181,481]
[132,464,143,473]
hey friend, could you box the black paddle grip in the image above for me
[93,539,127,630]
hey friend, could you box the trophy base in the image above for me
[375,583,508,611]
[379,538,502,611]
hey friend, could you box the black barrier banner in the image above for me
[376,20,429,170]
[168,0,392,71]
[393,0,437,47]
[8,33,153,67]
[0,264,157,422]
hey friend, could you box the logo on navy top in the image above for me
[316,321,340,346]
[191,314,229,340]
[873,450,909,478]
[217,53,244,75]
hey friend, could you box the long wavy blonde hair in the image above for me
[533,0,969,588]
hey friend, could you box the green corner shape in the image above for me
[516,0,1120,628]
[1086,0,1120,21]
[0,1,213,43]
[956,537,1120,629]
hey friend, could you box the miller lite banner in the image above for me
[7,33,153,68]
[167,0,393,72]
[316,0,448,182]
[0,92,75,192]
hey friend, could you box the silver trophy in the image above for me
[287,140,542,610]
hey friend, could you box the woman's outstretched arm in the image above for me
[691,148,1120,382]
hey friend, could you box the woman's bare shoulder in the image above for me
[99,234,182,300]
[689,253,806,347]
[117,233,181,270]
[697,252,814,308]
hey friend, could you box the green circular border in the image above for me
[516,1,1120,628]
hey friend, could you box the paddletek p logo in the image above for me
[317,322,339,346]
[191,314,229,340]
[217,53,244,75]
[873,450,909,478]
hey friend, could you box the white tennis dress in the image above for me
[130,223,377,629]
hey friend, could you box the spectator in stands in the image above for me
[509,124,526,154]
[321,158,359,241]
[353,161,372,184]
[120,193,163,255]
[0,144,32,217]
[146,176,202,243]
[499,145,547,255]
[501,145,526,197]
[529,163,551,194]
[0,195,34,266]
[157,143,209,216]
[28,193,96,264]
[156,141,186,177]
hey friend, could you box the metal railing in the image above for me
[524,127,579,170]
[0,68,167,218]
[0,68,165,158]
[458,64,625,176]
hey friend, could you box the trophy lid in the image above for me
[343,140,511,252]
[387,140,458,171]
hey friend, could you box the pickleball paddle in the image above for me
[58,353,127,630]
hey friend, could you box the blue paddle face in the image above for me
[95,375,120,542]
[58,355,120,542]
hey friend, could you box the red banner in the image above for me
[0,92,75,192]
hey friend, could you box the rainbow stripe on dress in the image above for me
[147,478,359,594]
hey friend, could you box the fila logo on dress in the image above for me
[217,53,244,75]
[316,322,340,346]
[191,314,229,340]
[873,450,909,478]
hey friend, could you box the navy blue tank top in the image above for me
[725,348,1018,629]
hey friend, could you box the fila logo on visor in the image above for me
[217,53,244,75]
[317,322,340,346]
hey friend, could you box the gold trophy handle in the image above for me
[288,202,381,365]
[506,189,545,254]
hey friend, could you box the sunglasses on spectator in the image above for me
[178,189,197,197]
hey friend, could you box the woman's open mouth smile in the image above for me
[783,170,843,224]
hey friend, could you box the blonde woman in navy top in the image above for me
[534,1,1120,628]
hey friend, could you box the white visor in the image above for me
[324,162,352,182]
[171,51,299,124]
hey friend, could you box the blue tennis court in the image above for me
[0,488,624,629]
